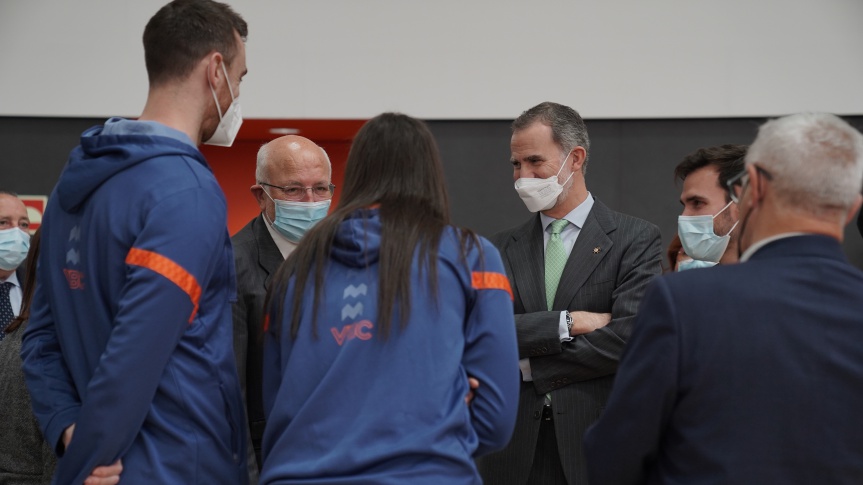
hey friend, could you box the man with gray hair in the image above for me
[585,112,863,484]
[478,101,662,484]
[232,135,332,483]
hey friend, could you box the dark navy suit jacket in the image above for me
[584,235,863,484]
[232,214,284,484]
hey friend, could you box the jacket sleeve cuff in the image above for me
[45,406,80,457]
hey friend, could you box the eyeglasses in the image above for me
[259,182,336,201]
[726,164,773,204]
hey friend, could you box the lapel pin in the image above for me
[593,247,601,254]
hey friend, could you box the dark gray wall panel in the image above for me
[2,116,861,268]
[428,117,863,269]
[0,117,102,195]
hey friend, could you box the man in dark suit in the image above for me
[584,112,863,484]
[478,102,662,485]
[0,191,30,340]
[232,135,332,483]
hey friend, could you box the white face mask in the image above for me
[204,62,242,147]
[514,153,574,212]
[677,200,738,263]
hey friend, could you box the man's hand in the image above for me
[85,459,123,485]
[62,425,123,485]
[62,423,76,449]
[465,377,480,405]
[569,311,612,336]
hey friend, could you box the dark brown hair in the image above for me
[674,144,748,202]
[6,229,39,334]
[143,0,248,86]
[266,113,480,339]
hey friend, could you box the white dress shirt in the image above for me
[263,213,298,260]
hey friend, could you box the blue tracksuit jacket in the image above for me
[260,209,520,484]
[21,121,248,484]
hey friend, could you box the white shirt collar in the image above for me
[1,271,20,287]
[540,192,594,232]
[262,213,297,260]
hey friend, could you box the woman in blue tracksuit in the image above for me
[260,113,520,485]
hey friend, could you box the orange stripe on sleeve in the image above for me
[472,272,513,300]
[126,248,202,324]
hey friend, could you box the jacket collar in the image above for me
[506,196,618,312]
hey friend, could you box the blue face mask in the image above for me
[264,190,331,243]
[677,259,718,272]
[677,200,738,263]
[0,227,30,271]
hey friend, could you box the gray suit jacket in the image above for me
[1,268,57,484]
[232,215,284,484]
[477,197,662,485]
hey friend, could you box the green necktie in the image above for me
[545,219,569,310]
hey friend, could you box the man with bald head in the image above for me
[232,135,333,481]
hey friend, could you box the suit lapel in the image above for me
[252,215,285,288]
[506,216,547,313]
[552,199,616,310]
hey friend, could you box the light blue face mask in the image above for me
[0,227,30,271]
[264,190,331,243]
[677,259,718,272]
[677,200,738,263]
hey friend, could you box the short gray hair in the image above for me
[512,101,591,173]
[746,112,863,213]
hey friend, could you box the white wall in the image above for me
[1,0,862,119]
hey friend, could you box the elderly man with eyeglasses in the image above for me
[232,135,333,483]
